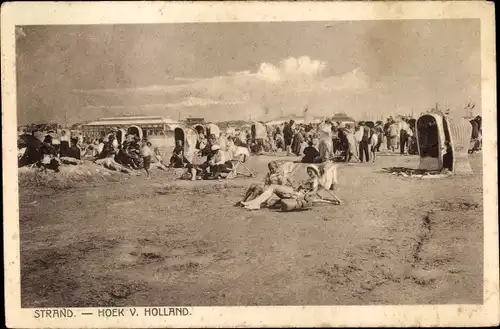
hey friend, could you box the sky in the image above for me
[16,19,481,125]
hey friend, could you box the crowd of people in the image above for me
[17,113,482,182]
[17,128,167,178]
[221,115,420,165]
[171,133,248,181]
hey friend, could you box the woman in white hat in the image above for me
[207,144,227,179]
[241,163,321,210]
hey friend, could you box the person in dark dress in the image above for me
[283,120,294,155]
[65,138,81,160]
[301,141,320,163]
[169,139,189,168]
[59,130,71,157]
[359,124,370,162]
[442,140,453,171]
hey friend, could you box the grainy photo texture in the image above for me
[2,2,498,328]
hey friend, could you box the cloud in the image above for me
[83,96,242,110]
[72,56,370,120]
[164,96,244,108]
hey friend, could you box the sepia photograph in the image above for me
[2,1,498,328]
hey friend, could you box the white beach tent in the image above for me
[416,112,473,174]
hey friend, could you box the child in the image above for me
[140,141,153,179]
[370,128,378,163]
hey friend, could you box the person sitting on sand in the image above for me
[240,164,322,210]
[169,139,189,168]
[185,139,218,181]
[206,144,228,179]
[65,138,82,160]
[115,144,138,169]
[95,138,105,157]
[96,137,115,160]
[274,131,285,151]
[197,133,207,150]
[301,141,321,163]
[152,147,168,170]
[236,161,285,205]
[37,135,60,173]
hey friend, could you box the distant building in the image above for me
[266,115,324,126]
[185,117,205,125]
[82,116,181,139]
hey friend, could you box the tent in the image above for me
[416,113,473,174]
[330,113,356,125]
[205,123,221,138]
[174,127,199,163]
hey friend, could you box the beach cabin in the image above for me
[174,127,199,163]
[251,121,268,141]
[416,113,473,174]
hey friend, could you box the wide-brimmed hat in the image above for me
[305,164,320,177]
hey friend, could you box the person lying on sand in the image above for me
[94,152,133,174]
[240,164,322,210]
[236,161,285,206]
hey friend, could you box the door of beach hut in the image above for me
[416,113,446,171]
[174,127,185,147]
[127,125,143,141]
[193,124,206,136]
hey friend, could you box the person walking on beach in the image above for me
[359,123,370,163]
[141,140,153,179]
[370,128,378,163]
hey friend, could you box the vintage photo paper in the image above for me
[2,1,498,328]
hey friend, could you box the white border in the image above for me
[2,1,498,328]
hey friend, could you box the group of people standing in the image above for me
[263,116,416,165]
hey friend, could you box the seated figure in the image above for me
[236,161,285,205]
[240,162,341,211]
[240,164,322,210]
[169,140,189,168]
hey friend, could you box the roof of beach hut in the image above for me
[331,113,356,123]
